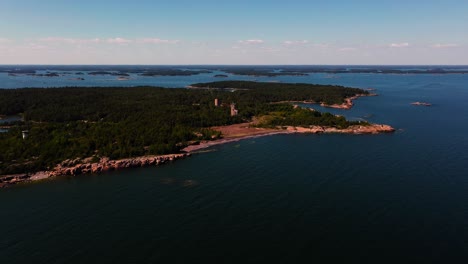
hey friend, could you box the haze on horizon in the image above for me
[0,0,467,65]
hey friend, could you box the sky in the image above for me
[0,0,467,65]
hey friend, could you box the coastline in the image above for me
[244,92,377,112]
[1,125,286,188]
[1,122,395,189]
[320,93,378,109]
[0,153,189,188]
[182,122,395,152]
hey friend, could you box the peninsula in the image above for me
[0,81,394,187]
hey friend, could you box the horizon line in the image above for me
[1,64,468,66]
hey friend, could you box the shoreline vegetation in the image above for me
[0,81,395,188]
[0,122,394,188]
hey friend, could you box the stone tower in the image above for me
[230,103,238,116]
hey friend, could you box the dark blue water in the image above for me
[1,70,468,263]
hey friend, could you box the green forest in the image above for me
[191,81,368,105]
[0,82,368,175]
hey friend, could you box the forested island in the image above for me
[140,69,212,76]
[0,81,393,185]
[219,68,308,77]
[215,66,468,75]
[2,66,468,79]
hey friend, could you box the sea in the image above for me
[1,66,468,263]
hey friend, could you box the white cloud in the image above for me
[431,43,459,48]
[0,38,12,43]
[138,38,180,44]
[261,47,280,53]
[37,37,180,45]
[389,42,410,48]
[106,37,133,44]
[27,43,47,50]
[238,39,264,44]
[339,47,357,52]
[283,40,308,45]
[312,43,330,48]
[39,37,101,44]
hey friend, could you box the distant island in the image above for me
[411,101,432,106]
[140,69,212,76]
[0,81,394,187]
[88,71,130,76]
[220,68,309,77]
[2,66,468,79]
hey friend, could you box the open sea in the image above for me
[1,67,468,263]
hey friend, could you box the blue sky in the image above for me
[1,0,467,64]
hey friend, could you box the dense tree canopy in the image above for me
[0,82,368,174]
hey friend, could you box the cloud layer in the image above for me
[389,43,410,48]
[1,37,467,64]
[238,39,264,44]
[431,43,459,48]
[37,37,180,45]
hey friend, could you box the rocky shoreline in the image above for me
[321,93,378,109]
[1,122,394,189]
[0,153,189,188]
[272,93,377,110]
[284,123,395,134]
[182,123,395,152]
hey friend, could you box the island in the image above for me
[2,65,468,77]
[220,68,309,77]
[411,101,432,106]
[140,69,212,76]
[189,80,377,109]
[0,81,394,187]
[88,71,130,76]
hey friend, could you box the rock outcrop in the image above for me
[286,124,395,134]
[411,102,432,106]
[321,93,377,109]
[0,154,189,188]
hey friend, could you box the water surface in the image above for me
[1,69,468,263]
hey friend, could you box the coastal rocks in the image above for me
[0,153,190,188]
[411,102,432,106]
[51,154,189,177]
[0,174,29,188]
[286,124,395,134]
[286,126,325,133]
[321,93,377,110]
[337,124,395,134]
